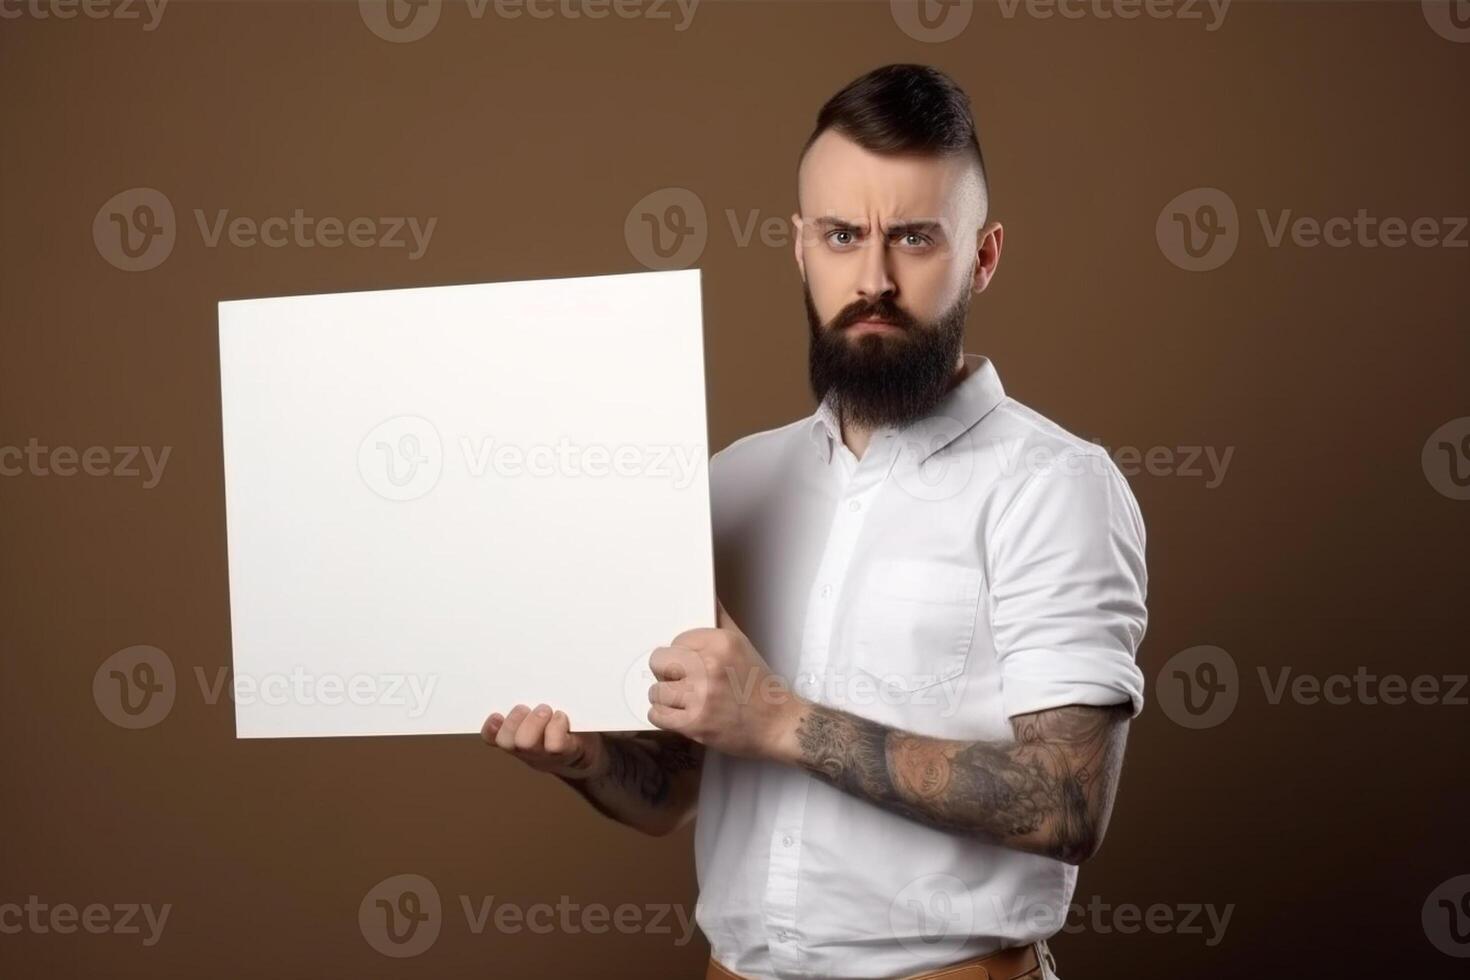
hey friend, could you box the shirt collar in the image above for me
[807,353,1006,464]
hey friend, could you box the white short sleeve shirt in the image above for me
[693,354,1148,979]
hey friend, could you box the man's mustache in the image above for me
[827,298,920,333]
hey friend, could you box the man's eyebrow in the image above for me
[805,216,947,236]
[809,216,865,231]
[884,219,946,237]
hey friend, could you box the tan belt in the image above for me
[705,940,1048,980]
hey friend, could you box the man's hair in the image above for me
[799,64,988,217]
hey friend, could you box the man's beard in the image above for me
[805,281,969,430]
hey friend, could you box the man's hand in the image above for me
[646,600,804,762]
[482,703,704,837]
[482,704,607,780]
[643,601,1131,863]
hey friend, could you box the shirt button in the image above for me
[776,929,790,942]
[782,835,794,847]
[820,584,832,598]
[848,499,861,512]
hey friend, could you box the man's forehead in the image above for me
[797,129,982,224]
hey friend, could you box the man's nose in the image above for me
[855,235,897,303]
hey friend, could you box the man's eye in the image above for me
[827,230,857,247]
[895,232,933,248]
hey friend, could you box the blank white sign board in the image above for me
[218,269,712,738]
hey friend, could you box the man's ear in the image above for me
[971,220,1004,294]
[791,211,806,282]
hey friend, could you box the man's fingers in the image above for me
[514,704,554,751]
[648,680,689,709]
[495,704,530,750]
[481,712,504,743]
[670,626,722,650]
[543,710,571,754]
[649,645,693,681]
[647,702,685,732]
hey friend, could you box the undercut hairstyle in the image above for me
[799,63,989,220]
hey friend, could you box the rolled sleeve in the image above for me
[988,449,1148,719]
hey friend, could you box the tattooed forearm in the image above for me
[601,732,703,805]
[794,703,1129,863]
[559,732,704,836]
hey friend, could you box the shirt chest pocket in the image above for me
[848,557,983,693]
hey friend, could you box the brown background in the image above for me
[2,0,1468,976]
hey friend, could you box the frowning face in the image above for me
[794,129,1002,427]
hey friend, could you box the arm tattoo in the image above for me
[559,732,704,833]
[794,703,1129,863]
[598,732,704,806]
